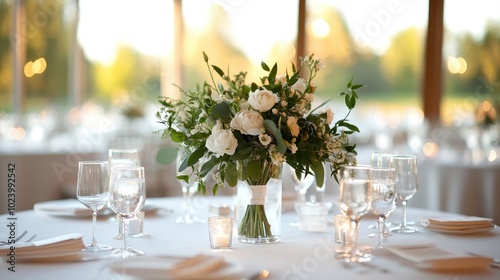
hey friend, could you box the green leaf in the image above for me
[351,84,364,90]
[170,130,185,142]
[212,184,219,196]
[261,61,270,71]
[268,63,278,84]
[342,122,360,133]
[212,65,224,77]
[203,52,208,62]
[347,76,353,88]
[350,95,357,108]
[225,162,238,187]
[264,120,286,154]
[200,157,217,177]
[345,94,353,109]
[177,174,189,184]
[156,147,178,164]
[213,102,232,121]
[188,147,205,166]
[311,161,325,188]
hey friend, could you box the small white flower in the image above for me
[230,109,264,136]
[272,108,278,115]
[276,74,287,84]
[248,89,278,112]
[288,143,298,154]
[259,134,272,146]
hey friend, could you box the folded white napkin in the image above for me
[0,233,84,256]
[34,199,92,217]
[385,244,492,271]
[109,254,240,280]
[425,216,494,230]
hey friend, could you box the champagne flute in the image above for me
[338,165,372,262]
[109,166,146,258]
[370,167,396,248]
[391,155,419,234]
[76,161,113,252]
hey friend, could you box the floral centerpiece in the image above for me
[156,52,362,242]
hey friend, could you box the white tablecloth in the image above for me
[1,196,499,280]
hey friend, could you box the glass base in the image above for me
[82,243,114,253]
[112,248,144,258]
[343,249,373,263]
[391,225,418,234]
[238,235,280,244]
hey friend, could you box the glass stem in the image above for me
[350,220,359,262]
[91,211,97,247]
[122,218,129,252]
[377,216,385,248]
[401,200,407,229]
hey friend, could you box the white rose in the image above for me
[326,106,334,125]
[205,121,238,157]
[248,89,278,112]
[291,78,307,93]
[287,116,300,137]
[230,110,263,136]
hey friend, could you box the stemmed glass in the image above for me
[338,165,373,262]
[370,167,396,248]
[369,151,397,233]
[109,166,146,258]
[391,155,419,234]
[176,150,203,224]
[287,164,316,226]
[76,161,113,252]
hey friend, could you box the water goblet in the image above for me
[109,166,146,258]
[76,161,113,252]
[338,165,373,262]
[370,167,396,248]
[391,155,419,234]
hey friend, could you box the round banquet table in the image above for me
[1,196,499,280]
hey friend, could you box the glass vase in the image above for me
[236,161,282,244]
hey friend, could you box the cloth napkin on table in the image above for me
[109,254,235,280]
[424,216,495,231]
[384,244,492,271]
[0,233,84,256]
[34,199,92,216]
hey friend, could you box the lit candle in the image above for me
[212,233,229,247]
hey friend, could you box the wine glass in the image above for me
[369,151,397,232]
[338,165,372,262]
[176,150,203,224]
[391,155,419,234]
[109,166,146,258]
[76,161,113,252]
[370,167,396,248]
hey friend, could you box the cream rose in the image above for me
[287,116,300,137]
[230,110,263,136]
[205,121,238,157]
[291,78,307,93]
[248,89,278,112]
